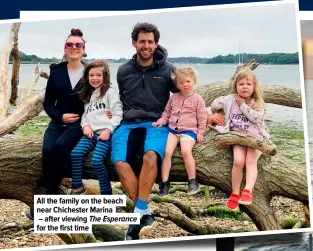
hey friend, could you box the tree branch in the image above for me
[214,131,277,156]
[0,23,21,120]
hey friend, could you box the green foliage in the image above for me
[281,218,298,229]
[9,51,60,64]
[206,52,299,65]
[10,51,299,65]
[206,206,242,220]
[16,115,50,137]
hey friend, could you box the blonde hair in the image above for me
[172,66,198,84]
[232,68,264,110]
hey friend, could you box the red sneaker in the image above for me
[239,189,253,205]
[227,193,240,210]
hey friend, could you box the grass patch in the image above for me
[206,206,242,220]
[281,218,299,229]
[16,115,50,137]
[267,121,305,165]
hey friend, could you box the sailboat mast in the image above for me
[239,40,241,64]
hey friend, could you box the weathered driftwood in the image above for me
[0,23,21,120]
[230,59,259,84]
[152,203,255,234]
[0,130,308,232]
[0,63,47,137]
[9,27,20,106]
[215,131,277,156]
[194,83,302,109]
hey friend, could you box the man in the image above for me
[111,22,177,240]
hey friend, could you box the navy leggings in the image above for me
[71,134,112,195]
[42,123,83,195]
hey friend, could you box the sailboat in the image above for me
[235,41,244,68]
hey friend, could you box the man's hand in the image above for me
[207,113,225,129]
[211,113,225,126]
[207,124,216,131]
[152,121,164,127]
[98,129,111,141]
[197,134,204,143]
[83,125,93,139]
[62,113,80,123]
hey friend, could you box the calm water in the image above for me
[10,63,302,90]
[9,63,304,128]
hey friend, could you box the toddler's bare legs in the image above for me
[180,140,196,179]
[232,145,247,195]
[244,147,262,191]
[161,133,179,182]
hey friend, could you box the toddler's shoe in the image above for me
[187,179,201,195]
[58,184,71,195]
[159,180,170,197]
[239,189,253,205]
[227,193,240,210]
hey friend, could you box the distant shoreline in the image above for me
[10,62,299,66]
[9,51,299,65]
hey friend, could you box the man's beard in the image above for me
[137,50,154,62]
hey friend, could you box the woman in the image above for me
[27,28,87,219]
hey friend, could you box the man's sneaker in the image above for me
[26,206,34,221]
[125,224,140,240]
[159,180,170,197]
[58,184,71,195]
[138,214,157,237]
[70,185,87,195]
[187,179,201,195]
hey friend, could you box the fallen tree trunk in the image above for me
[0,130,308,231]
[214,131,277,156]
[195,83,302,108]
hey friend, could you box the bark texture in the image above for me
[0,132,308,231]
[0,23,21,119]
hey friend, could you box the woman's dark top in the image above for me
[43,61,85,129]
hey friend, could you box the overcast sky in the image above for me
[0,2,299,59]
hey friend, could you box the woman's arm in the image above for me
[43,76,63,123]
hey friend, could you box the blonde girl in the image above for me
[207,68,269,210]
[153,67,207,196]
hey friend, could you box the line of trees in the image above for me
[10,51,299,65]
[204,53,299,64]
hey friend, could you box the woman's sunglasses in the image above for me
[65,42,84,49]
